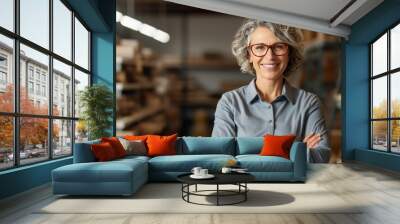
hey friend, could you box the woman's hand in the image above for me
[303,133,321,149]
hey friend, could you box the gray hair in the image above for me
[232,20,304,76]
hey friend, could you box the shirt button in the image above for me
[268,105,272,109]
[269,120,272,123]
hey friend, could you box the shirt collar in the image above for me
[245,78,297,104]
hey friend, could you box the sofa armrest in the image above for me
[73,141,98,163]
[289,141,307,181]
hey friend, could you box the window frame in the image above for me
[0,0,92,171]
[370,20,400,154]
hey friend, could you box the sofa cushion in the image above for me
[52,158,147,183]
[177,137,235,155]
[115,155,150,163]
[236,155,293,172]
[124,135,148,141]
[236,137,263,155]
[91,142,118,161]
[147,134,177,157]
[260,135,296,159]
[101,137,127,158]
[148,154,235,172]
[118,138,147,156]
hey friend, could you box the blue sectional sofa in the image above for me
[52,137,307,196]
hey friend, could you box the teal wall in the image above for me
[0,0,116,200]
[91,0,116,136]
[0,158,72,199]
[344,0,400,171]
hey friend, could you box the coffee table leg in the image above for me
[217,184,219,206]
[245,183,247,201]
[187,184,190,202]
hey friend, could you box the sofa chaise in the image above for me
[52,137,307,196]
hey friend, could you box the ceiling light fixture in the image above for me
[116,11,170,43]
[116,11,123,23]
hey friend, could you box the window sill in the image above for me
[0,156,72,176]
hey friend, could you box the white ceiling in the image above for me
[165,0,384,38]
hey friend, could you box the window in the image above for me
[0,72,6,89]
[0,0,91,170]
[0,54,7,86]
[28,67,34,80]
[370,23,400,154]
[28,81,34,94]
[35,70,40,81]
[36,83,40,95]
[20,0,49,49]
[75,18,89,70]
[74,69,89,118]
[0,34,13,113]
[0,0,14,32]
[53,59,72,117]
[53,0,72,60]
[0,54,7,67]
[42,85,46,97]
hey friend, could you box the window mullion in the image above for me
[14,0,20,167]
[388,29,391,152]
[49,0,53,160]
[71,10,76,154]
[370,45,373,149]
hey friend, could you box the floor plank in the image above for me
[1,162,400,224]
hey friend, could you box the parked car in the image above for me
[8,150,32,160]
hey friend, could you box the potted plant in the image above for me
[79,84,113,140]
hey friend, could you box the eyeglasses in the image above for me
[248,42,289,57]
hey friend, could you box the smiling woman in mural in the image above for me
[212,20,330,163]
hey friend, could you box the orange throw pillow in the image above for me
[124,135,148,141]
[101,137,127,158]
[146,134,177,157]
[260,134,296,159]
[91,142,117,161]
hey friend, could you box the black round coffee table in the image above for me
[177,173,255,206]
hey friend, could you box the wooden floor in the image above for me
[1,162,400,224]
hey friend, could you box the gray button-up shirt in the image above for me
[212,79,330,162]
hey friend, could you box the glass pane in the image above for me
[74,18,89,70]
[20,44,49,115]
[0,116,14,170]
[391,72,400,118]
[391,24,400,70]
[53,0,72,60]
[372,121,388,151]
[20,117,49,165]
[0,0,14,31]
[391,120,400,153]
[372,77,387,119]
[75,120,88,143]
[53,119,72,158]
[74,69,89,118]
[0,34,14,112]
[53,59,72,117]
[20,0,49,49]
[372,33,387,76]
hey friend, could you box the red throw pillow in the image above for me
[91,142,117,161]
[124,135,148,142]
[260,134,296,159]
[146,134,177,157]
[101,137,127,158]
